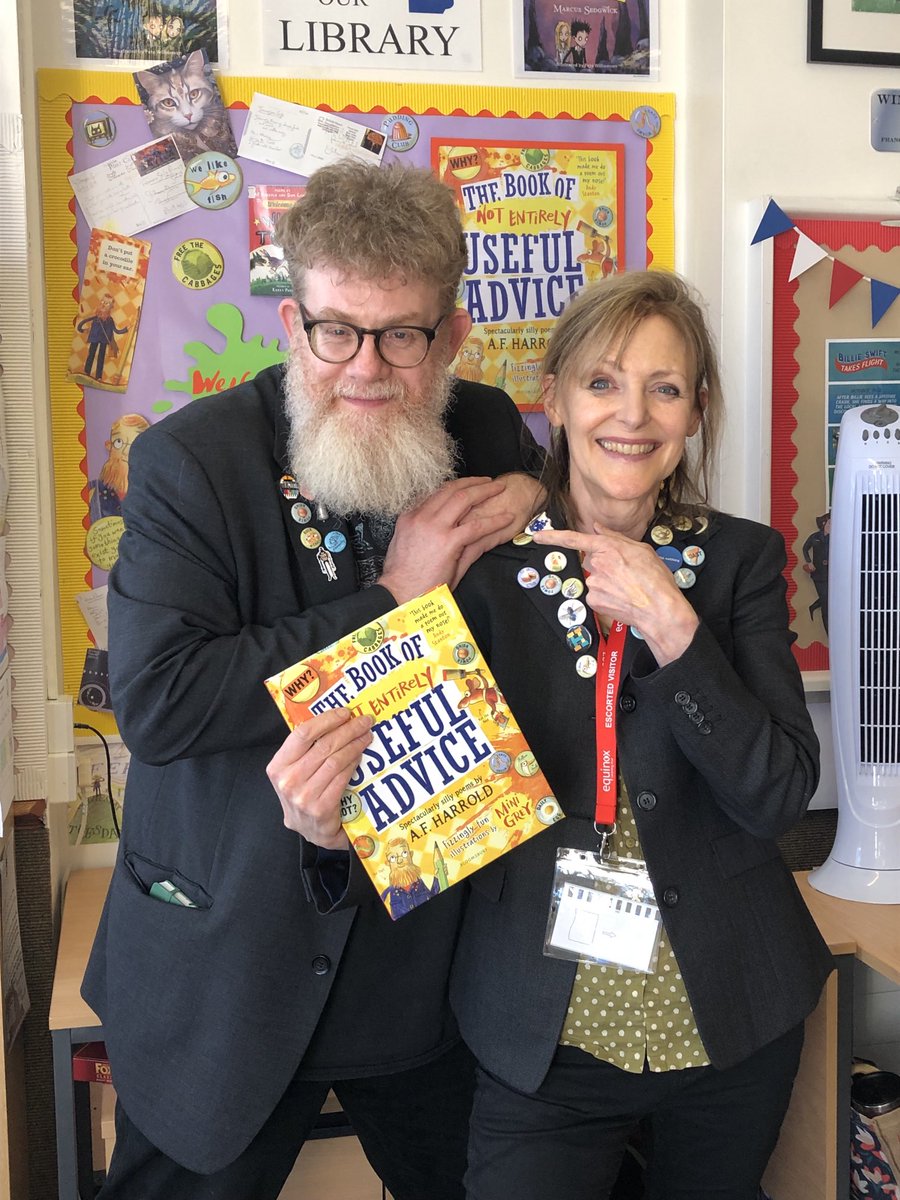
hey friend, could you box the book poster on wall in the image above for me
[39,72,674,733]
[517,0,659,79]
[68,0,226,64]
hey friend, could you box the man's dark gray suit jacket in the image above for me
[451,511,834,1091]
[81,364,537,1173]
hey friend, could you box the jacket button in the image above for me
[683,700,698,714]
[674,691,691,705]
[662,887,680,907]
[689,711,705,724]
[619,694,636,713]
[698,722,712,735]
[311,955,332,975]
[635,790,657,811]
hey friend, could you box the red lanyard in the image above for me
[592,617,627,828]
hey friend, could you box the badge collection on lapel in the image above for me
[512,509,711,677]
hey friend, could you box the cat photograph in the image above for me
[134,48,238,160]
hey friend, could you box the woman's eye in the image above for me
[656,383,682,397]
[588,377,612,391]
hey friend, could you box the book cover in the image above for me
[265,585,563,919]
[67,229,150,393]
[248,183,305,296]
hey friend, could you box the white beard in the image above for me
[283,337,457,519]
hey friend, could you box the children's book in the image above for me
[265,584,563,920]
[248,184,304,296]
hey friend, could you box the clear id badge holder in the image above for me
[544,847,663,973]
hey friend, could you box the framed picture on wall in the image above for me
[808,0,900,67]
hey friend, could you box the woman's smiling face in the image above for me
[543,313,705,535]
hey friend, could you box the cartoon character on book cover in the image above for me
[68,229,149,394]
[266,585,563,919]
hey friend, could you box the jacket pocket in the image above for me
[711,831,781,879]
[124,850,213,909]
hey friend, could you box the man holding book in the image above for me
[84,160,542,1200]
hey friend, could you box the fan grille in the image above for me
[859,491,900,765]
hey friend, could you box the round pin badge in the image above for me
[171,238,224,290]
[514,751,540,777]
[301,527,322,550]
[673,567,696,590]
[544,551,568,573]
[630,105,662,139]
[527,513,552,534]
[184,153,242,210]
[672,514,693,531]
[540,574,562,596]
[575,654,598,678]
[656,545,683,572]
[453,641,477,666]
[536,796,563,825]
[381,114,420,152]
[82,111,117,148]
[630,626,645,640]
[517,566,540,589]
[558,599,587,628]
[593,204,614,229]
[694,515,709,534]
[683,545,706,567]
[489,751,512,774]
[566,625,592,652]
[562,577,585,599]
[650,524,674,546]
[280,474,300,500]
[324,531,347,554]
[290,502,311,524]
[340,792,362,823]
[512,532,533,546]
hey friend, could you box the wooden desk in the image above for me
[49,868,109,1200]
[52,868,899,1200]
[763,872,900,1200]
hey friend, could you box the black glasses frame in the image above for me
[299,305,444,367]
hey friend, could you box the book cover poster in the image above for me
[437,141,624,409]
[266,585,563,919]
[519,0,658,78]
[68,229,150,393]
[248,184,305,296]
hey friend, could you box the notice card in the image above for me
[238,93,386,178]
[70,135,194,237]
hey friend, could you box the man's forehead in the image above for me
[303,265,442,319]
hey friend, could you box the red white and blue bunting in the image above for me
[752,199,900,328]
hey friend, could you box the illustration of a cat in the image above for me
[135,50,237,159]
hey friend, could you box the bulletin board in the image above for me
[38,69,675,734]
[770,213,900,675]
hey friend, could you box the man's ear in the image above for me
[542,374,563,427]
[278,298,299,342]
[444,307,473,360]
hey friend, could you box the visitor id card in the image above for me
[544,848,662,973]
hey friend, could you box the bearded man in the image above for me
[88,413,150,520]
[84,160,542,1200]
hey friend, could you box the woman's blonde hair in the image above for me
[540,269,723,521]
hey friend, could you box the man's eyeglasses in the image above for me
[299,305,445,368]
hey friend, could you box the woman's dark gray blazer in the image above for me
[452,510,834,1092]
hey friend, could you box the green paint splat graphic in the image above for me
[160,302,286,413]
